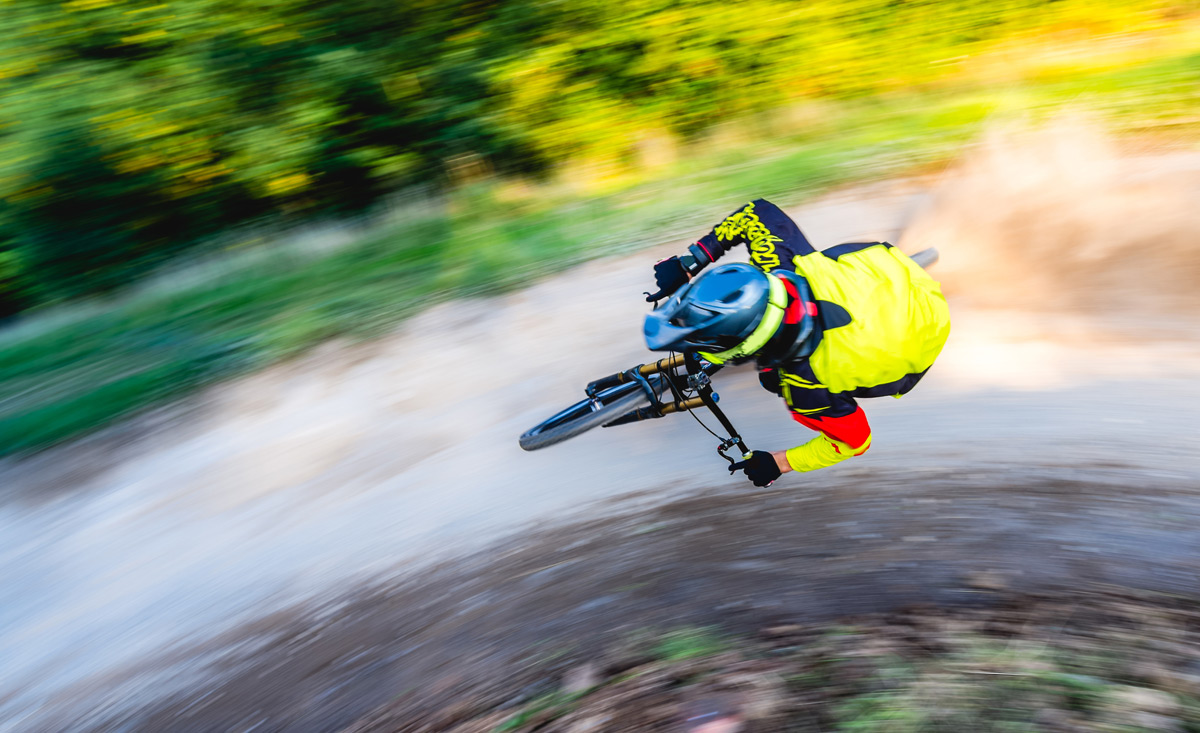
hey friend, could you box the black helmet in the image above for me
[643,262,788,362]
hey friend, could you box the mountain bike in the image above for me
[518,248,939,465]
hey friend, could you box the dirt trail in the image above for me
[3,122,1200,731]
[118,472,1200,732]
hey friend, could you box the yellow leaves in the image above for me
[259,30,301,45]
[382,73,422,102]
[647,10,688,29]
[150,123,182,139]
[447,29,483,45]
[63,0,113,10]
[7,184,54,203]
[166,163,227,199]
[0,61,39,80]
[89,108,230,199]
[248,23,301,45]
[92,109,175,141]
[123,4,169,15]
[683,58,718,77]
[265,172,312,196]
[115,152,165,174]
[183,164,227,183]
[370,153,418,181]
[121,28,168,44]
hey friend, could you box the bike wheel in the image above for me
[519,376,661,451]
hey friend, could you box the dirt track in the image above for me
[79,464,1200,731]
[3,123,1200,731]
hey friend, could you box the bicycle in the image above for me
[518,247,939,467]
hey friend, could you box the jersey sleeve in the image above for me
[779,375,873,472]
[694,199,816,274]
[786,407,874,472]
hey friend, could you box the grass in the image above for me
[2,47,1200,456]
[826,636,1190,732]
[492,626,726,731]
[653,627,729,662]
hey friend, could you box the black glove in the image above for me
[728,450,782,487]
[645,256,689,302]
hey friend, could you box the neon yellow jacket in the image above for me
[695,199,951,472]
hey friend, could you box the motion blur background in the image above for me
[4,1,1200,731]
[4,0,1200,454]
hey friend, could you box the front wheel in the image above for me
[519,376,662,451]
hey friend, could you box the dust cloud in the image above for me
[902,116,1200,321]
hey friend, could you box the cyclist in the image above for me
[643,199,950,487]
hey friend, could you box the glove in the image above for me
[728,450,782,487]
[645,257,689,302]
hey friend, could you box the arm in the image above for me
[647,199,817,300]
[778,407,873,474]
[695,198,817,273]
[780,372,873,472]
[731,390,872,487]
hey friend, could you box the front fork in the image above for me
[594,353,750,465]
[584,354,687,396]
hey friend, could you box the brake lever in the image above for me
[716,438,750,466]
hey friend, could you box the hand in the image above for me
[645,256,689,302]
[728,450,783,487]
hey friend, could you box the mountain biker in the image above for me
[643,199,950,488]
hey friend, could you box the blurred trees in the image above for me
[0,0,1182,309]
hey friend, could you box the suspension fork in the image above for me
[593,354,751,464]
[585,354,687,396]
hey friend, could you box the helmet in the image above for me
[643,262,788,362]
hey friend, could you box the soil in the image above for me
[351,589,1200,733]
[67,469,1200,732]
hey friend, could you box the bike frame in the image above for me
[587,353,751,464]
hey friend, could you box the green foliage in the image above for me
[493,690,588,732]
[0,94,904,455]
[3,43,1200,454]
[0,0,1189,304]
[1,0,1199,453]
[653,627,728,662]
[830,641,1111,732]
[0,245,28,318]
